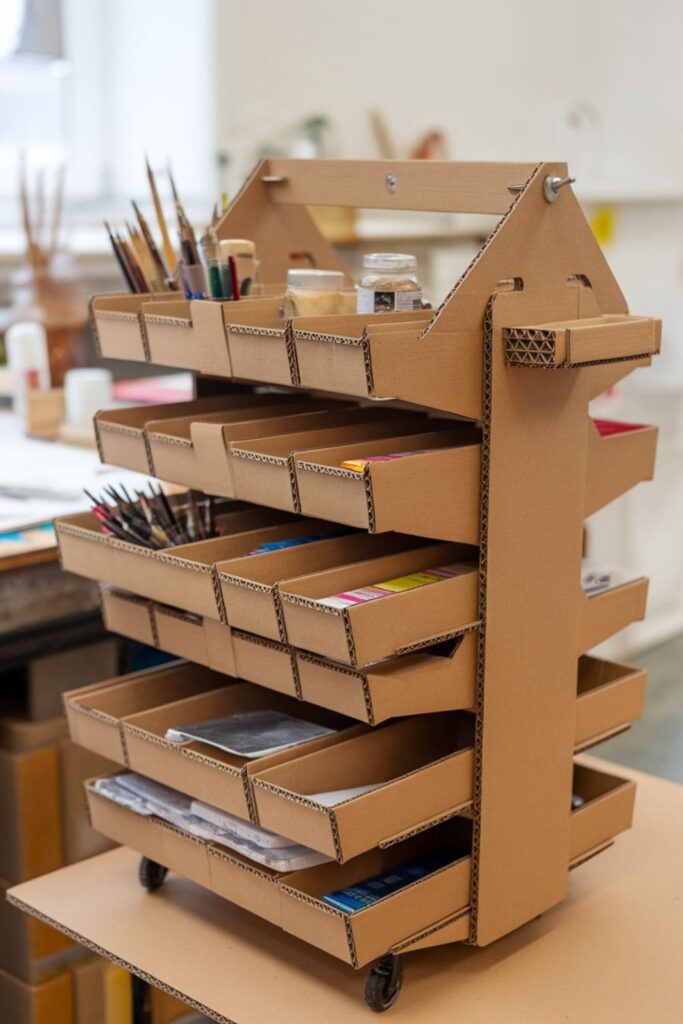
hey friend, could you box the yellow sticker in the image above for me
[591,205,616,247]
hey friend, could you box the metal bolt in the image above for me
[386,172,398,194]
[543,174,576,203]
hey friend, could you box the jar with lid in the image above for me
[356,253,422,314]
[283,269,354,318]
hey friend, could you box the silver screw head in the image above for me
[385,172,398,194]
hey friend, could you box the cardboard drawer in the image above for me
[148,396,328,491]
[231,631,299,698]
[575,655,646,750]
[578,577,649,653]
[123,683,359,820]
[584,419,658,516]
[296,628,479,724]
[202,617,238,676]
[279,818,472,967]
[63,662,226,764]
[224,296,294,386]
[142,300,201,371]
[56,508,311,620]
[217,531,421,642]
[229,410,426,513]
[291,310,434,401]
[279,542,480,666]
[94,396,234,474]
[99,587,156,647]
[569,763,636,862]
[87,783,212,888]
[295,426,481,544]
[91,293,159,361]
[253,712,475,861]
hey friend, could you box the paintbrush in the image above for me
[132,199,169,286]
[104,221,136,292]
[146,154,176,275]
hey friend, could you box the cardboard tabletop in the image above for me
[8,757,683,1024]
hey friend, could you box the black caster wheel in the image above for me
[364,954,403,1013]
[138,856,168,892]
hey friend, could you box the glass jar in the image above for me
[283,269,350,318]
[357,253,422,314]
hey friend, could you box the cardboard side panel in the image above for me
[154,607,209,666]
[228,330,293,387]
[87,789,211,888]
[232,633,298,697]
[100,589,156,647]
[149,440,204,491]
[220,579,283,640]
[569,766,636,859]
[191,298,233,377]
[64,706,127,765]
[202,617,237,676]
[145,318,200,371]
[207,849,282,926]
[96,428,151,474]
[231,456,298,512]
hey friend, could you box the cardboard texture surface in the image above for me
[0,876,75,983]
[100,587,157,647]
[0,747,63,882]
[27,639,118,722]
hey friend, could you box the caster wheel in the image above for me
[364,954,403,1013]
[138,856,168,892]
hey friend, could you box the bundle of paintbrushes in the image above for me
[85,483,217,550]
[105,159,236,300]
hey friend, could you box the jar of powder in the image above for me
[357,252,422,314]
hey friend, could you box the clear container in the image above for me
[283,268,352,318]
[357,252,422,314]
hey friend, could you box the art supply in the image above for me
[85,483,216,549]
[357,252,423,314]
[341,449,455,472]
[63,368,113,429]
[218,239,259,297]
[165,709,336,759]
[5,322,51,416]
[581,562,630,596]
[318,563,465,609]
[132,199,169,288]
[243,527,353,556]
[322,850,457,912]
[283,268,353,317]
[93,774,331,871]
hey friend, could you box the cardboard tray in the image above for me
[94,395,239,474]
[63,662,226,764]
[578,577,649,653]
[294,425,481,543]
[279,542,480,667]
[584,419,658,516]
[575,655,646,750]
[569,762,636,862]
[56,508,323,620]
[295,629,479,724]
[148,397,334,491]
[252,712,475,861]
[228,411,430,513]
[217,531,424,643]
[503,313,661,368]
[91,292,185,362]
[121,683,359,820]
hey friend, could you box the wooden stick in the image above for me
[146,155,176,274]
